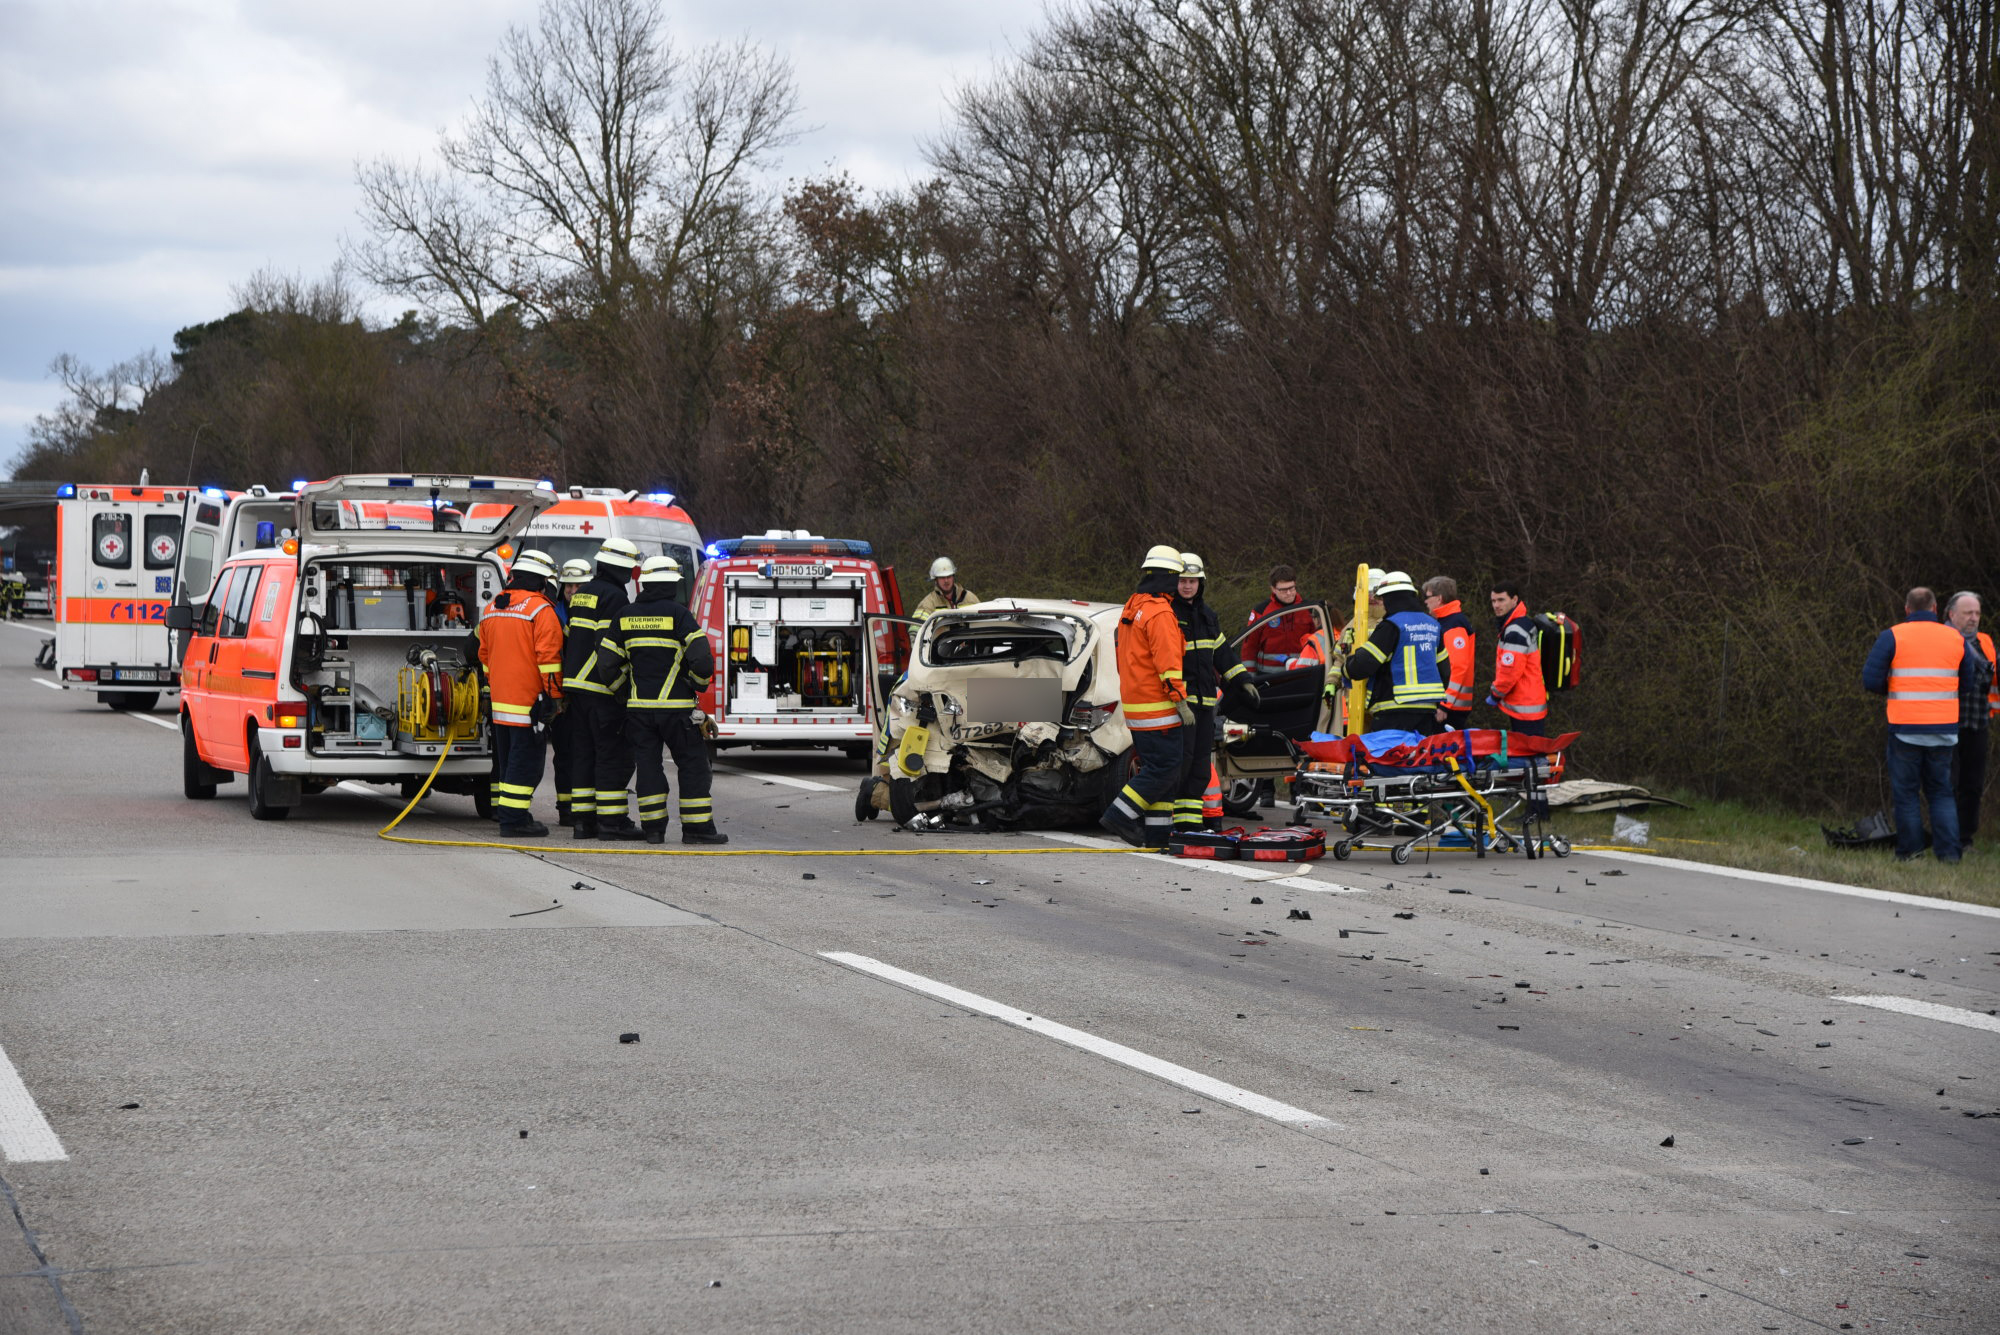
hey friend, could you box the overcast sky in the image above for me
[0,0,1042,470]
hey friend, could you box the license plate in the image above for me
[767,562,831,578]
[115,670,163,682]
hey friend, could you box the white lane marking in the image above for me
[820,951,1337,1127]
[1836,995,2000,1034]
[0,1040,67,1163]
[1588,849,2000,920]
[0,621,54,636]
[1036,831,1366,891]
[124,711,176,730]
[714,765,843,793]
[33,677,63,690]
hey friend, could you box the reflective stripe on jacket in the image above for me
[1118,591,1187,730]
[1885,620,1967,729]
[1434,603,1477,709]
[562,577,631,696]
[1175,597,1228,706]
[478,589,564,727]
[1241,596,1312,671]
[600,594,713,710]
[1491,603,1548,721]
[1981,632,1999,721]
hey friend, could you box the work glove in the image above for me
[1238,680,1262,708]
[1483,694,1499,708]
[1174,700,1195,728]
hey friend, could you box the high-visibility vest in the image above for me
[1435,604,1477,709]
[1383,611,1448,709]
[1491,603,1548,721]
[1886,620,1966,727]
[1981,632,1999,720]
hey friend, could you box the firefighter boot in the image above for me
[597,818,645,842]
[641,824,666,845]
[557,804,573,828]
[571,814,599,841]
[682,823,730,845]
[499,817,550,839]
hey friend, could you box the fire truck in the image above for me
[693,532,903,761]
[51,483,196,708]
[518,488,703,575]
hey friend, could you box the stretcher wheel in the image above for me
[1548,836,1572,858]
[1330,839,1352,860]
[1390,842,1413,866]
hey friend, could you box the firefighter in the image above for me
[1486,580,1549,736]
[1424,575,1477,729]
[548,558,593,824]
[600,556,728,845]
[477,551,563,838]
[1341,571,1452,734]
[562,537,644,840]
[913,557,978,620]
[1170,552,1239,837]
[1101,545,1194,847]
[1241,564,1312,672]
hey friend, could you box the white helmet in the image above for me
[512,550,557,580]
[1141,544,1185,573]
[558,558,592,585]
[929,556,957,580]
[1365,567,1386,595]
[638,555,683,586]
[1377,570,1417,596]
[595,537,642,569]
[1178,552,1206,579]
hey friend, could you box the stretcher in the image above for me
[1288,728,1580,864]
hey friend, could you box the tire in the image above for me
[854,776,881,822]
[845,744,874,769]
[399,775,426,802]
[888,776,920,827]
[1332,839,1352,860]
[103,691,160,712]
[472,785,494,820]
[248,743,293,821]
[182,719,217,800]
[1220,777,1263,819]
[1390,841,1412,865]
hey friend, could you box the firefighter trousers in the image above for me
[1172,705,1218,830]
[489,723,545,829]
[628,710,715,831]
[568,693,635,824]
[1103,722,1195,846]
[549,707,575,814]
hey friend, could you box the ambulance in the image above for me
[51,482,199,709]
[168,474,555,820]
[693,532,903,761]
[518,488,703,576]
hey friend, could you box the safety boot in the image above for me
[681,824,729,845]
[571,814,599,841]
[641,825,666,845]
[1098,810,1144,847]
[556,804,574,828]
[597,819,645,842]
[498,819,549,839]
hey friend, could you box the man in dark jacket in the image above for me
[1169,552,1240,836]
[1862,586,1968,862]
[1341,571,1452,735]
[1943,591,1994,851]
[598,556,727,845]
[561,537,643,840]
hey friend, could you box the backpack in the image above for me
[1532,612,1581,691]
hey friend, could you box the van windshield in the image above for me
[922,615,1085,667]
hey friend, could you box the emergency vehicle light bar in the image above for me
[58,484,75,497]
[709,536,873,557]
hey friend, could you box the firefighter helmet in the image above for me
[512,550,557,580]
[929,556,957,580]
[1141,545,1185,572]
[1178,552,1206,579]
[595,537,642,569]
[638,555,683,586]
[558,559,592,585]
[1377,570,1417,596]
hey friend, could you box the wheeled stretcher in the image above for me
[1288,728,1581,864]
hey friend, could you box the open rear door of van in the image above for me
[296,476,555,560]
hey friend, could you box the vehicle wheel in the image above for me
[103,691,160,711]
[1390,841,1412,865]
[472,785,494,820]
[854,776,881,822]
[248,742,292,821]
[399,775,426,802]
[1220,777,1263,819]
[845,744,874,769]
[888,776,920,827]
[182,719,217,800]
[1331,839,1352,860]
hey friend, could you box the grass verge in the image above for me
[1553,795,1999,909]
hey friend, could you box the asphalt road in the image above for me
[2,617,1997,1334]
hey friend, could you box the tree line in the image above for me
[14,0,1997,816]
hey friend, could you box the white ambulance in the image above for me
[517,488,704,575]
[51,482,196,709]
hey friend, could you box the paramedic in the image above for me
[1425,575,1477,729]
[477,551,564,838]
[1486,580,1549,736]
[913,557,978,620]
[1862,586,1966,862]
[600,557,728,845]
[1943,591,1996,849]
[562,537,644,840]
[1102,546,1193,847]
[1241,565,1312,672]
[548,558,593,824]
[1341,572,1451,734]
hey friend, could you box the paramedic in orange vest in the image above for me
[1425,575,1477,729]
[477,550,564,837]
[1485,580,1548,736]
[1101,545,1194,848]
[1863,587,1968,862]
[1943,591,1996,850]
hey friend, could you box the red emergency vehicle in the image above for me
[693,532,902,761]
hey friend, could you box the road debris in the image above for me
[619,1033,641,1044]
[1288,909,1312,920]
[1659,1135,1675,1147]
[802,873,816,880]
[509,901,562,918]
[1393,911,1415,920]
[1250,896,1264,904]
[570,881,594,891]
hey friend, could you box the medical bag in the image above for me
[1533,612,1582,691]
[1237,825,1327,862]
[1169,828,1242,859]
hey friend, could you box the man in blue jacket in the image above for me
[1861,587,1969,863]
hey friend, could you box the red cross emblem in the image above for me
[578,521,595,534]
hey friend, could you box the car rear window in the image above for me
[923,618,1080,666]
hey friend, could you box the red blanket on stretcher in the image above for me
[1298,729,1580,768]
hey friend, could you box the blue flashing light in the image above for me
[704,541,724,558]
[641,491,677,505]
[537,479,555,491]
[292,479,308,491]
[202,486,227,498]
[57,483,76,498]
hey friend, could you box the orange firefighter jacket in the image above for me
[1118,591,1187,731]
[478,588,565,728]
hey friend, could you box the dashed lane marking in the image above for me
[1836,995,2000,1035]
[0,1039,66,1163]
[0,621,53,635]
[713,765,845,793]
[123,711,176,730]
[1586,849,2000,919]
[820,951,1337,1127]
[32,678,62,690]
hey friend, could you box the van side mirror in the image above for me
[165,604,194,630]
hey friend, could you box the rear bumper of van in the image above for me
[712,717,870,744]
[61,666,179,690]
[270,750,492,779]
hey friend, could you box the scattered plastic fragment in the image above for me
[571,881,594,892]
[706,1280,723,1288]
[118,1102,139,1110]
[1497,1024,1520,1030]
[1449,888,1470,894]
[510,901,562,918]
[619,1033,641,1044]
[518,1130,528,1139]
[1816,1041,1832,1048]
[1659,1135,1675,1147]
[1182,1108,1201,1114]
[1840,1138,1866,1145]
[973,879,992,886]
[1288,909,1311,920]
[802,873,816,880]
[1479,1168,1490,1175]
[1393,912,1415,920]
[1514,981,1530,988]
[1250,896,1264,904]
